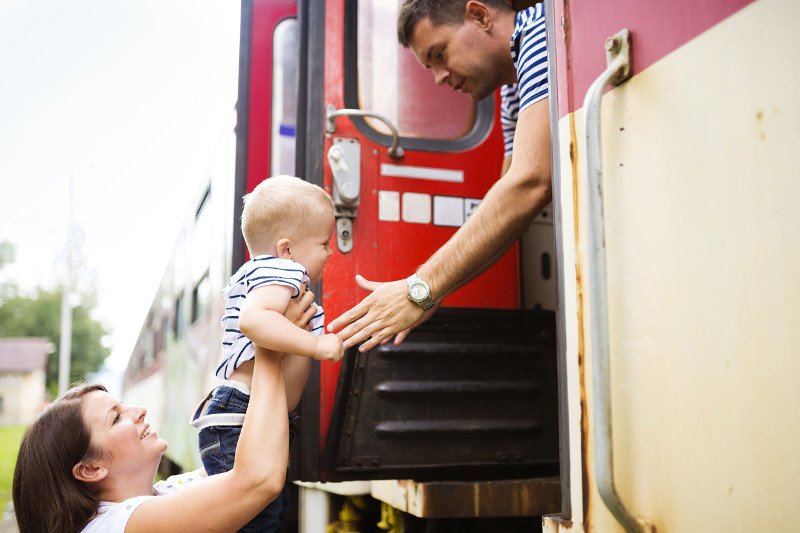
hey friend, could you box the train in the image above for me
[123,0,799,531]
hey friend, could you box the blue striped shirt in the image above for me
[215,255,325,379]
[500,4,549,156]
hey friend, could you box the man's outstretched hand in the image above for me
[327,274,437,352]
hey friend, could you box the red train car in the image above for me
[125,0,799,530]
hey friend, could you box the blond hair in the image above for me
[241,175,334,255]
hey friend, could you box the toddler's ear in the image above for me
[276,238,292,259]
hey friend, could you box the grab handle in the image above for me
[326,104,404,158]
[582,29,652,533]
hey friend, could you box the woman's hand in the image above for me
[285,284,317,331]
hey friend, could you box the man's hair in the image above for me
[397,0,513,47]
[13,383,108,533]
[241,175,334,255]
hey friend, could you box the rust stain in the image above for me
[756,110,766,140]
[567,110,591,528]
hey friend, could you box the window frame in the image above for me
[343,0,495,152]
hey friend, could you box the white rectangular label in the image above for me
[464,198,481,220]
[381,164,464,183]
[433,196,464,227]
[401,192,432,224]
[378,190,400,222]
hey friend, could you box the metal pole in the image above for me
[57,175,75,397]
[57,284,73,396]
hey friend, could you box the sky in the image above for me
[0,0,241,385]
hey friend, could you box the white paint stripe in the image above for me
[380,163,464,183]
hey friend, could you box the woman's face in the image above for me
[81,390,167,476]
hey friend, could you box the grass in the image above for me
[0,426,25,511]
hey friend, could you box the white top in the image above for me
[81,472,202,532]
[81,495,154,533]
[216,255,325,379]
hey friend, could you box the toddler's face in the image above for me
[291,213,334,283]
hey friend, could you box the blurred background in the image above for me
[0,0,241,515]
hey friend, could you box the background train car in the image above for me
[124,0,799,531]
[123,111,238,473]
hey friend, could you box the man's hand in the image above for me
[327,274,426,352]
[314,333,344,362]
[285,285,317,331]
[382,296,442,347]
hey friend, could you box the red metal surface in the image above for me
[554,0,755,118]
[319,0,519,452]
[245,0,297,193]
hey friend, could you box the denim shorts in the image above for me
[197,385,295,533]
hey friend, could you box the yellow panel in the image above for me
[562,0,800,531]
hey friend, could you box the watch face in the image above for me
[410,283,427,300]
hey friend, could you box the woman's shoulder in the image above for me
[81,495,155,533]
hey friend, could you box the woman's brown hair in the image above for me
[12,383,107,533]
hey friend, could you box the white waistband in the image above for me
[219,379,251,395]
[191,412,245,430]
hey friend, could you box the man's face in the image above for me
[409,15,504,102]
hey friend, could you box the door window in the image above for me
[348,0,493,149]
[271,18,299,176]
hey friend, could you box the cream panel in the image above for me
[572,0,800,531]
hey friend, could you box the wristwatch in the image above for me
[406,274,435,311]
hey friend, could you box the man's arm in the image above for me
[500,153,513,177]
[328,98,552,350]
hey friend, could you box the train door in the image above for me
[233,0,298,265]
[293,0,559,483]
[545,0,800,531]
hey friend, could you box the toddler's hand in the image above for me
[315,333,344,362]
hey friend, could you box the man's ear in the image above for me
[465,0,492,29]
[72,461,108,484]
[276,238,292,259]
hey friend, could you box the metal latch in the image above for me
[327,138,361,253]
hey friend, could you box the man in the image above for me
[327,0,551,350]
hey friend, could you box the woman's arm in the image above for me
[126,350,289,533]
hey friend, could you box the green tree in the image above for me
[0,249,110,397]
[0,241,15,268]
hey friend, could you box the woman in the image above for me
[12,290,319,533]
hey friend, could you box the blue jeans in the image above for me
[197,385,294,533]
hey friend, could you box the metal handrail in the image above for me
[325,104,404,158]
[582,29,652,533]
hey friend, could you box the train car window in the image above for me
[345,0,493,151]
[174,292,186,339]
[194,185,211,221]
[161,316,169,349]
[191,272,210,323]
[271,18,299,176]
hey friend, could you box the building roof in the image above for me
[0,337,52,372]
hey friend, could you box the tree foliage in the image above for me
[0,241,110,397]
[0,241,15,269]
